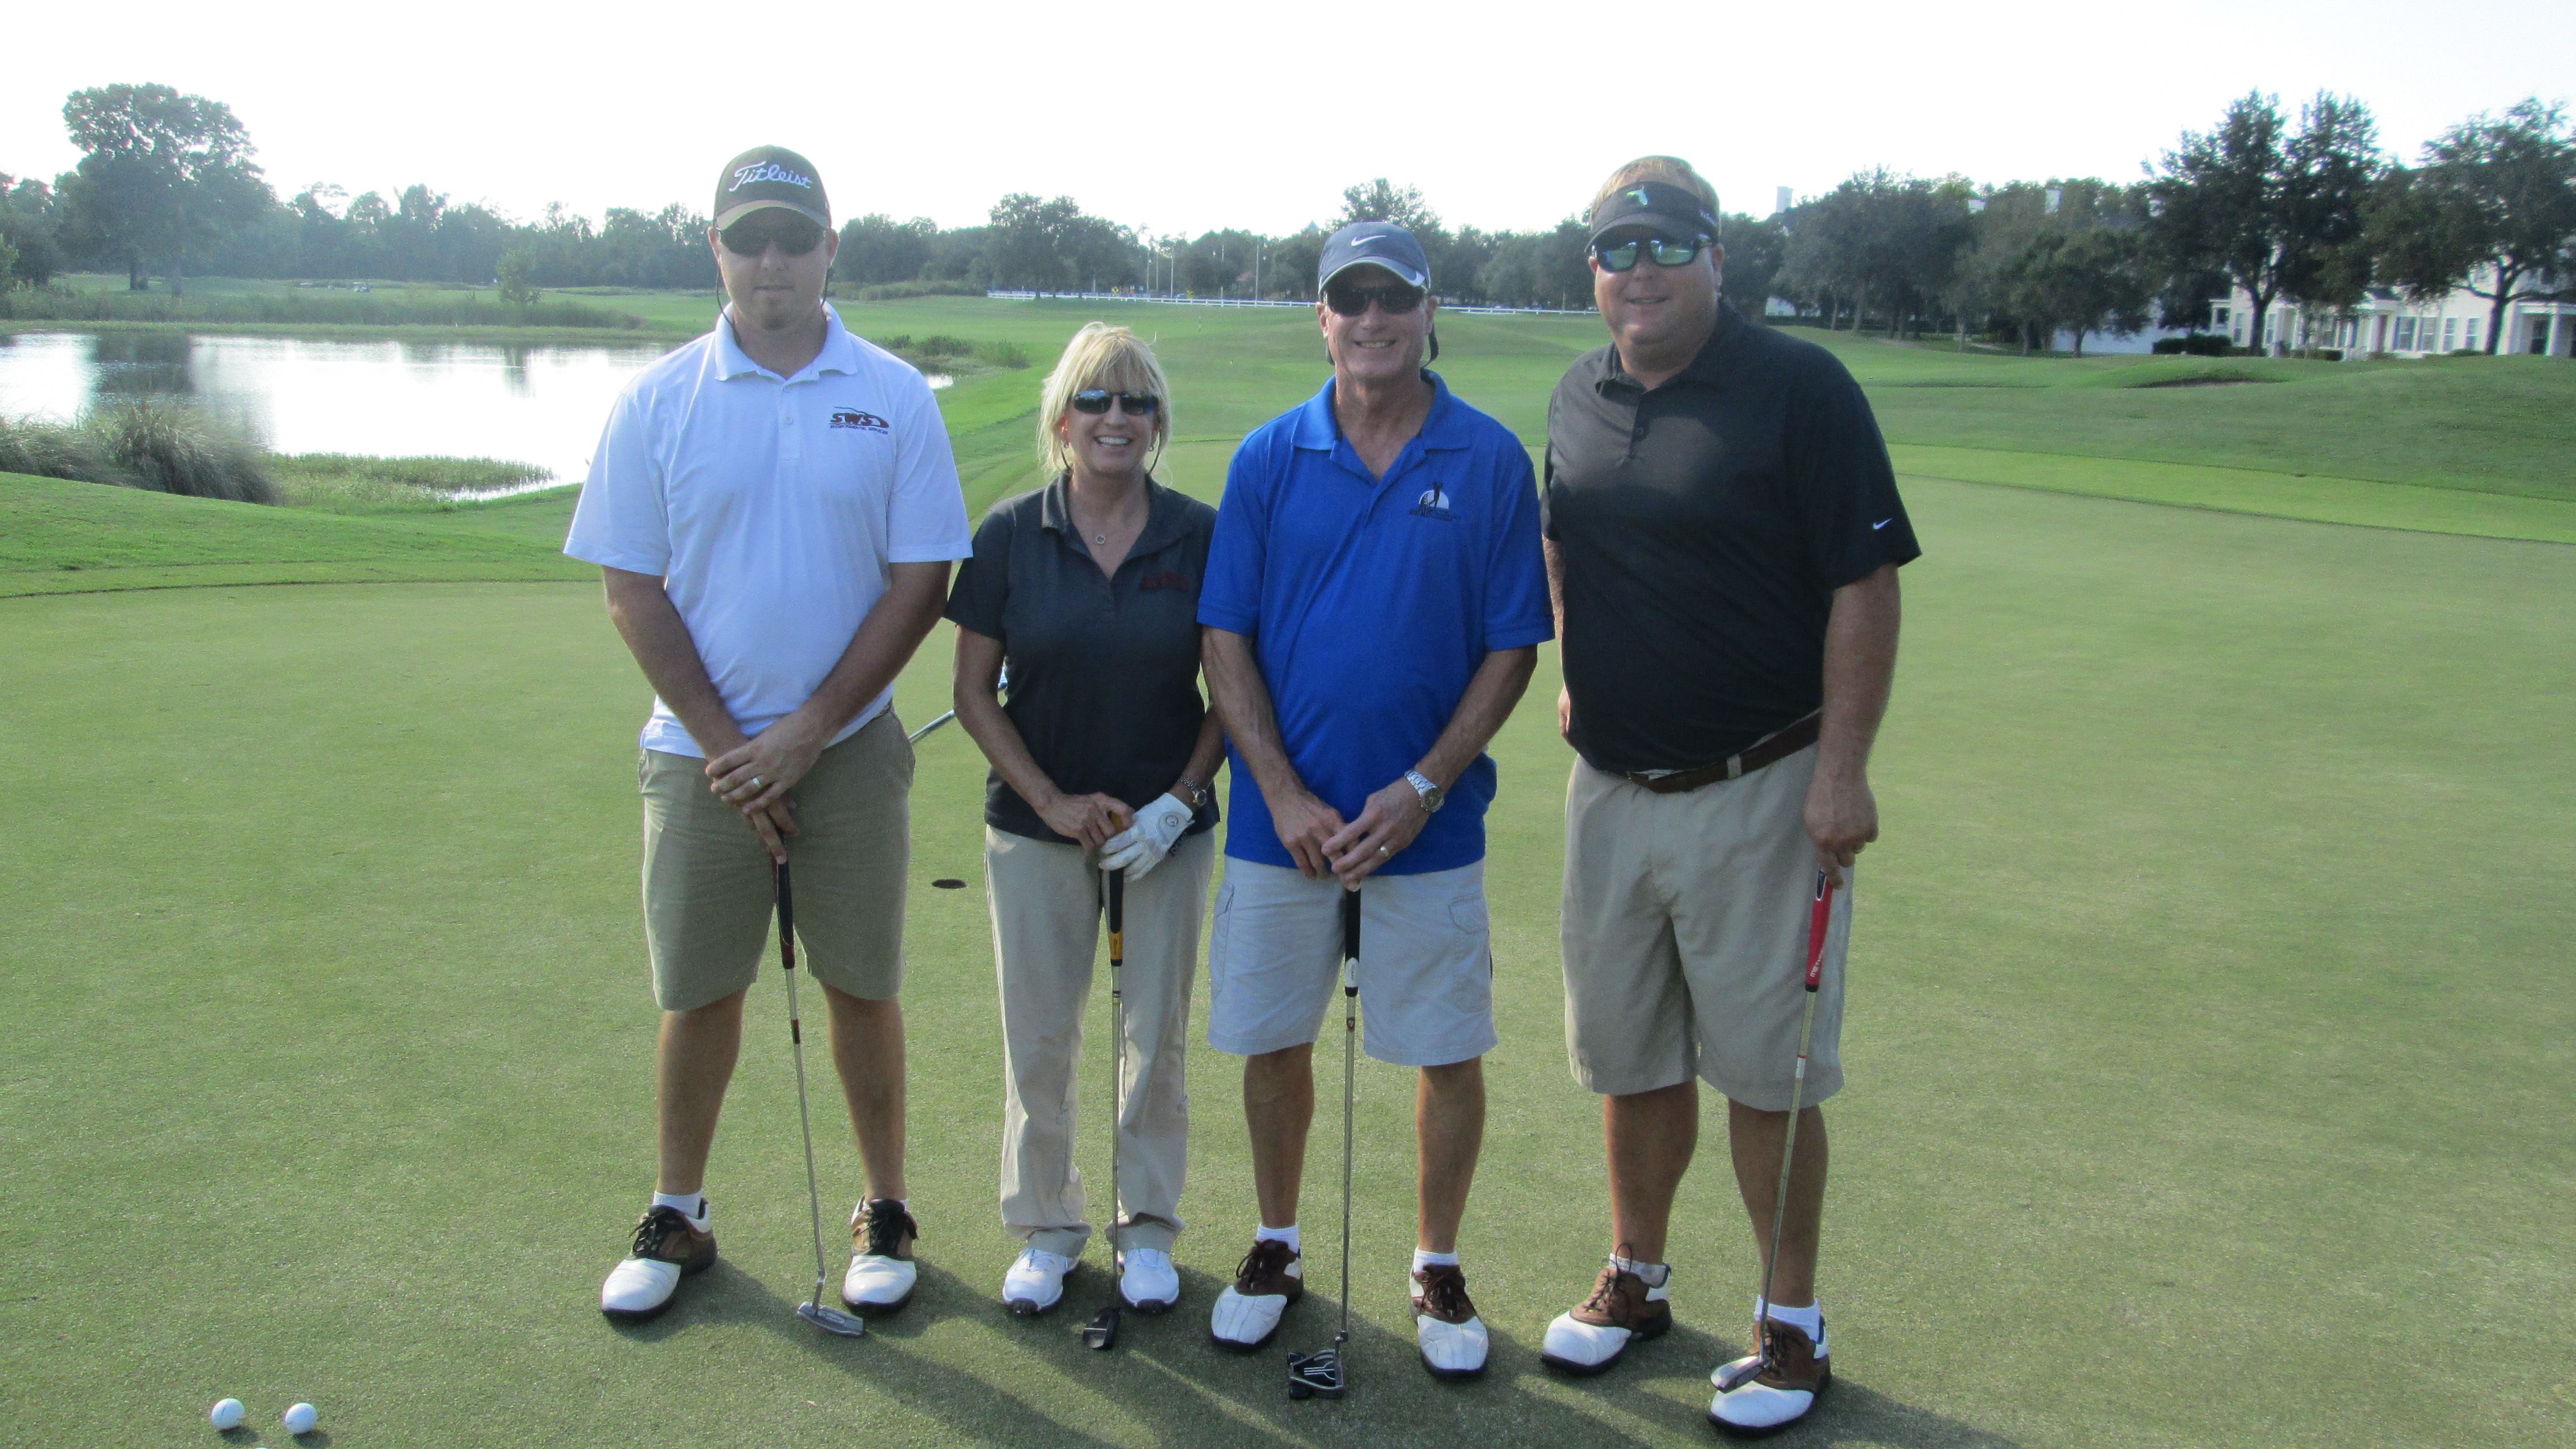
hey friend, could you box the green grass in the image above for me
[3,479,2569,1448]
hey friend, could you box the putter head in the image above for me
[797,1300,869,1338]
[1286,1344,1346,1399]
[1081,1304,1121,1350]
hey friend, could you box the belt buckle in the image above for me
[1723,755,1744,782]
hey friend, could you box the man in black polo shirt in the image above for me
[1535,157,1916,1434]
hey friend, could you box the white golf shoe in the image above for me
[1209,1237,1303,1349]
[599,1205,716,1323]
[1541,1261,1674,1374]
[1708,1319,1829,1433]
[1119,1247,1179,1313]
[1002,1247,1077,1315]
[1410,1264,1490,1380]
[841,1199,918,1315]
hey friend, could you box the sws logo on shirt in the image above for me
[1140,571,1188,591]
[829,409,890,433]
[1410,486,1454,520]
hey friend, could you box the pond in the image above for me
[0,331,952,489]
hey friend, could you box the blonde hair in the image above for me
[1036,323,1172,476]
[1589,156,1721,226]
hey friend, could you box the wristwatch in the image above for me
[1403,769,1445,815]
[1176,776,1212,813]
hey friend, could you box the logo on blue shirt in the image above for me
[1411,486,1453,520]
[830,409,889,433]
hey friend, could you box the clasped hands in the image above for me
[703,715,828,863]
[1272,775,1431,887]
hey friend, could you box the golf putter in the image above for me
[1287,886,1361,1400]
[1715,869,1836,1393]
[908,664,1007,744]
[1082,868,1128,1351]
[776,860,869,1338]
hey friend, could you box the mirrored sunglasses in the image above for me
[1593,235,1709,272]
[1071,390,1159,415]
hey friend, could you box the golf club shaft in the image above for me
[777,861,834,1306]
[1107,868,1124,1261]
[1753,872,1835,1358]
[1338,886,1359,1343]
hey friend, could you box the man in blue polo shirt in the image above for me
[1197,222,1551,1381]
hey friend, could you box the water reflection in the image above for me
[0,331,673,482]
[0,330,957,485]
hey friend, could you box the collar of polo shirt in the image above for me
[716,301,864,382]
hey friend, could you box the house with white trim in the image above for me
[2212,263,2574,358]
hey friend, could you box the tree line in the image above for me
[4,86,2570,353]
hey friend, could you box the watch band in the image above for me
[1404,769,1445,814]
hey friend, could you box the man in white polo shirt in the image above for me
[571,146,972,1325]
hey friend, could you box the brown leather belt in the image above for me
[1616,714,1821,794]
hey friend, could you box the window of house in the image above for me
[2395,316,2417,351]
[2444,318,2458,351]
[2465,319,2479,352]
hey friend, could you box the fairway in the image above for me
[5,471,2572,1447]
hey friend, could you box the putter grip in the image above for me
[1107,867,1124,952]
[1803,878,1832,992]
[1340,888,1360,963]
[776,860,797,970]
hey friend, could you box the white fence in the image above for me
[983,290,1594,318]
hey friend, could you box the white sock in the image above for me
[1756,1296,1825,1352]
[1257,1223,1301,1252]
[1610,1253,1669,1288]
[651,1191,707,1228]
[1411,1248,1459,1273]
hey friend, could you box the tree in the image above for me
[1717,212,1787,317]
[1336,179,1440,232]
[2148,91,2384,355]
[987,193,1087,292]
[0,174,67,290]
[837,214,939,286]
[2371,100,2576,353]
[58,83,269,295]
[495,249,538,306]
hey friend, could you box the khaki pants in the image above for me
[987,827,1214,1256]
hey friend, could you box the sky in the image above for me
[7,0,2573,240]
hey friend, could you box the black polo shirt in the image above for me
[944,476,1219,845]
[1543,307,1920,774]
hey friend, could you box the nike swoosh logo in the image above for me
[1871,518,1892,529]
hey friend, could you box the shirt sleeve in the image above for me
[943,506,1014,641]
[1482,442,1556,651]
[562,383,670,575]
[1195,437,1272,637]
[1788,358,1920,590]
[886,375,973,565]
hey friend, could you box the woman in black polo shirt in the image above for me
[943,323,1222,1320]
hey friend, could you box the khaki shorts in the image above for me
[1208,858,1496,1068]
[1560,745,1853,1109]
[639,711,912,1011]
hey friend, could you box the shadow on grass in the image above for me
[610,1260,2021,1449]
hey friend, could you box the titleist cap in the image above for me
[1588,180,1719,247]
[713,146,831,231]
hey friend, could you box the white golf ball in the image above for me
[210,1398,246,1429]
[282,1403,318,1434]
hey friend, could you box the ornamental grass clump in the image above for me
[0,399,276,503]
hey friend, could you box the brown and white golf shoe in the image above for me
[1709,1318,1830,1433]
[1540,1259,1673,1374]
[599,1205,717,1323]
[842,1197,918,1315]
[1209,1237,1304,1350]
[1411,1263,1491,1380]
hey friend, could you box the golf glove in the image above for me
[1101,792,1193,880]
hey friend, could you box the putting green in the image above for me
[4,476,2569,1448]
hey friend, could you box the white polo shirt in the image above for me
[565,304,972,757]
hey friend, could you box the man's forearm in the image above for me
[1543,537,1567,641]
[603,567,745,752]
[1201,627,1308,802]
[1415,646,1538,789]
[1817,564,1901,775]
[785,561,952,741]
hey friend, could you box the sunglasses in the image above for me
[1592,235,1710,271]
[1071,390,1160,415]
[1324,282,1426,316]
[719,215,825,257]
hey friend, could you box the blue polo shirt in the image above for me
[1199,371,1552,875]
